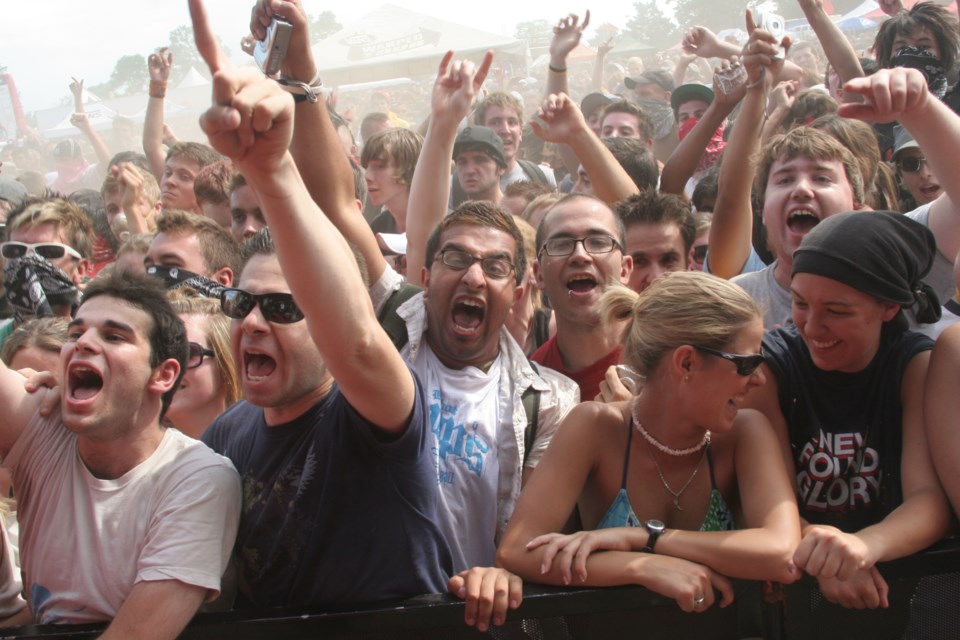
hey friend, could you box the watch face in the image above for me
[647,519,665,532]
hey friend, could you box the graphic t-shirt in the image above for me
[763,325,932,531]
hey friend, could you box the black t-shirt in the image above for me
[203,379,452,607]
[763,325,932,532]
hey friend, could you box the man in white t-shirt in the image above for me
[0,271,240,636]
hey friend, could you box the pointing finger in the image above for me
[189,0,227,74]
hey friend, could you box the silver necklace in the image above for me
[644,438,708,511]
[631,398,710,456]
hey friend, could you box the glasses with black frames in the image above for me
[435,249,515,280]
[220,289,305,324]
[539,235,622,257]
[186,342,216,369]
[694,344,766,376]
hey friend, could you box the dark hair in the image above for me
[239,227,370,289]
[873,1,960,75]
[360,128,423,185]
[603,137,659,191]
[81,271,187,418]
[601,99,655,141]
[425,201,526,285]
[615,190,697,254]
[535,193,627,253]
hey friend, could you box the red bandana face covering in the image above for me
[678,117,726,174]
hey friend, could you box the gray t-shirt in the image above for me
[732,262,792,330]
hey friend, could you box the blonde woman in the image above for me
[498,271,800,612]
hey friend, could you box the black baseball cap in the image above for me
[453,126,506,168]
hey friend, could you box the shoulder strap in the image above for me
[517,159,549,185]
[376,282,422,351]
[521,361,542,465]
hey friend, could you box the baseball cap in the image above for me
[670,84,715,115]
[453,126,506,168]
[581,92,618,118]
[624,70,674,93]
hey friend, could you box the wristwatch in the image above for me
[642,519,665,553]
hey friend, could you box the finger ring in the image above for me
[694,594,705,606]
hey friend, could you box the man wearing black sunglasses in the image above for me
[193,1,451,612]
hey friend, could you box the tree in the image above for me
[625,0,682,51]
[589,23,621,49]
[108,55,149,97]
[167,25,208,85]
[672,0,749,33]
[309,11,342,43]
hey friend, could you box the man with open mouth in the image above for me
[0,271,241,636]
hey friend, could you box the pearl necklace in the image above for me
[631,397,711,457]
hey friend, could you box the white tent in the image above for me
[311,4,526,86]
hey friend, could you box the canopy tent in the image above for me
[310,4,527,86]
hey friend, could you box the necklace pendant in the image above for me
[673,498,683,511]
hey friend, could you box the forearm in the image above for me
[289,94,386,283]
[124,200,153,235]
[760,105,788,143]
[566,128,639,203]
[80,125,113,167]
[659,101,731,196]
[708,85,765,278]
[499,538,655,589]
[854,490,951,563]
[590,52,607,91]
[657,526,798,583]
[405,118,458,285]
[546,61,570,98]
[799,1,864,85]
[143,96,166,182]
[673,60,693,87]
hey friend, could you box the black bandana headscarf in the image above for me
[891,46,949,100]
[3,255,79,322]
[145,264,227,300]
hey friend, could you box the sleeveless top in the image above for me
[596,419,735,532]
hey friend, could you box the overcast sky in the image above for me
[1,0,637,113]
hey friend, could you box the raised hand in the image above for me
[69,112,91,131]
[530,93,589,144]
[682,26,725,59]
[249,0,317,83]
[430,50,493,126]
[741,9,791,88]
[190,0,294,172]
[712,57,747,105]
[597,35,615,58]
[148,47,173,83]
[550,12,590,62]
[69,77,84,112]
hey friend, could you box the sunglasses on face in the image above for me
[1,241,82,261]
[692,245,708,263]
[897,156,928,173]
[187,342,216,369]
[220,288,305,324]
[694,344,766,376]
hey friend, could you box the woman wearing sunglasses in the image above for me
[498,271,801,615]
[744,211,950,612]
[165,296,242,439]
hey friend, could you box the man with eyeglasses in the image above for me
[192,0,452,610]
[531,193,633,399]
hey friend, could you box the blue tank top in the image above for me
[596,418,735,532]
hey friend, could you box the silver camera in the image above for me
[254,18,293,76]
[754,10,786,59]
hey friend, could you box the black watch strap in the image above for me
[642,520,665,553]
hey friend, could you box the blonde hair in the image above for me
[170,295,242,408]
[1,317,69,366]
[602,271,760,376]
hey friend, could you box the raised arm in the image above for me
[796,0,864,95]
[708,17,782,279]
[591,37,613,91]
[405,51,492,285]
[251,0,388,286]
[143,48,172,182]
[192,0,414,434]
[660,58,745,196]
[545,12,591,176]
[531,93,638,203]
[68,78,112,168]
[841,67,960,265]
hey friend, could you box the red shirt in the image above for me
[530,336,622,401]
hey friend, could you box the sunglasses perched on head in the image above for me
[694,344,766,376]
[1,241,81,261]
[897,156,928,173]
[220,288,305,324]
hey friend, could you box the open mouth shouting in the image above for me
[565,273,599,298]
[786,209,820,236]
[244,350,277,384]
[452,297,486,336]
[67,363,104,405]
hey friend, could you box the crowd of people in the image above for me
[0,0,959,637]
